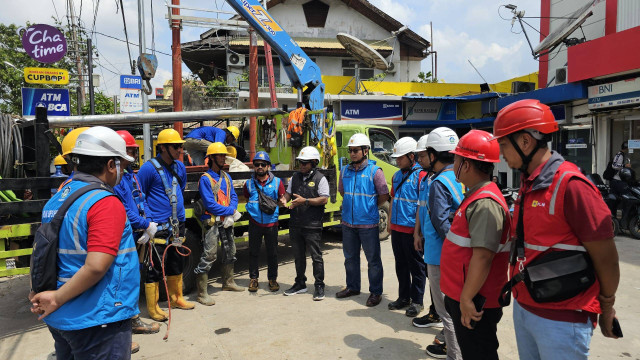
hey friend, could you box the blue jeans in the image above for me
[342,225,383,295]
[48,319,132,360]
[513,300,593,360]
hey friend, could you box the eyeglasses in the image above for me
[253,162,269,168]
[171,144,183,150]
[348,148,361,153]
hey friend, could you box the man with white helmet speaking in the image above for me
[30,126,139,359]
[284,146,329,300]
[337,133,389,307]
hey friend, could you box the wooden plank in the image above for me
[0,267,30,277]
[0,200,49,216]
[0,177,66,190]
[0,223,38,238]
[0,248,33,258]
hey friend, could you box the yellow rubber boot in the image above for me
[144,283,168,321]
[167,274,195,310]
[153,282,168,319]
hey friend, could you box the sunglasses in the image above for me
[171,144,183,150]
[299,160,312,165]
[348,148,361,153]
[253,162,269,168]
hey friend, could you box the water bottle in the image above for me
[51,165,68,196]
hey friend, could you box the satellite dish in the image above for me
[337,33,388,71]
[533,0,595,55]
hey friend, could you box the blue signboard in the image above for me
[341,101,402,121]
[120,75,142,89]
[21,88,70,116]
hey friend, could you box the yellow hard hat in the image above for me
[206,142,229,156]
[226,145,237,159]
[54,155,67,166]
[226,126,240,140]
[157,129,185,144]
[61,127,89,155]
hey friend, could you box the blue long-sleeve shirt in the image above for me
[185,126,227,143]
[428,164,456,240]
[199,169,238,220]
[137,157,187,224]
[114,169,151,231]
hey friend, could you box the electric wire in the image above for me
[150,0,156,55]
[117,0,135,74]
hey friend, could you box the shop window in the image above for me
[258,56,281,87]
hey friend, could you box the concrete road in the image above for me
[1,232,639,360]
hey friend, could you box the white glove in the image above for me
[137,232,150,244]
[232,210,242,222]
[146,222,158,239]
[223,216,235,228]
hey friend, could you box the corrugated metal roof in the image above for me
[228,37,392,51]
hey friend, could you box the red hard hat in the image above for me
[492,99,558,140]
[116,130,139,148]
[450,130,500,163]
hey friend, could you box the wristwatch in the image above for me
[305,198,309,206]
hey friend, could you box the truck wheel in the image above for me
[181,227,204,295]
[378,203,390,240]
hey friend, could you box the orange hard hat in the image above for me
[492,99,558,140]
[450,130,500,163]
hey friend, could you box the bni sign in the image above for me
[120,75,143,113]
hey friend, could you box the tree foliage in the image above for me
[412,71,438,83]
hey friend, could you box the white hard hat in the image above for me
[426,127,459,152]
[73,126,134,162]
[297,146,320,161]
[347,133,370,147]
[416,134,429,152]
[391,137,418,158]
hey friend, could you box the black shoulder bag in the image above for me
[603,160,615,181]
[30,183,111,293]
[253,178,278,215]
[499,191,596,306]
[394,168,418,194]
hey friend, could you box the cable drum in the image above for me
[0,114,23,178]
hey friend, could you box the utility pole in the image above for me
[138,0,152,162]
[249,28,258,161]
[171,0,183,141]
[87,38,95,115]
[68,0,85,105]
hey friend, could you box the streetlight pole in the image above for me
[138,0,152,162]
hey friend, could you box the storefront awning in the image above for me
[403,117,496,129]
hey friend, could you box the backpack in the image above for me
[603,160,615,181]
[30,183,111,293]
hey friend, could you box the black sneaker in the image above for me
[405,303,424,317]
[388,298,411,310]
[426,341,447,359]
[412,312,443,328]
[284,282,307,296]
[313,285,325,301]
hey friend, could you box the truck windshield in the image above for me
[369,128,397,166]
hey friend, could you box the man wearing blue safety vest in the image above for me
[137,129,195,311]
[244,151,286,293]
[337,133,389,307]
[184,126,240,165]
[414,127,464,360]
[196,142,243,305]
[30,127,139,359]
[388,137,427,318]
[112,130,160,354]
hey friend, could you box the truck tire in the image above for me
[182,227,204,295]
[378,202,390,240]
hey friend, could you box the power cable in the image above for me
[51,0,60,20]
[117,0,135,74]
[150,0,156,55]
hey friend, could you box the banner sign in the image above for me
[24,67,69,85]
[404,101,457,121]
[21,24,68,64]
[120,75,143,113]
[588,77,640,110]
[341,101,402,121]
[22,88,70,116]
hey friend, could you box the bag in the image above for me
[289,132,303,148]
[603,160,615,181]
[498,190,596,306]
[254,179,278,215]
[30,183,110,293]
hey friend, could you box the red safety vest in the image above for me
[511,161,601,313]
[440,182,511,309]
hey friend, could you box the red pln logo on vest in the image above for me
[531,200,546,208]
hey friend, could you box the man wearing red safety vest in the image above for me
[493,99,620,360]
[440,130,510,360]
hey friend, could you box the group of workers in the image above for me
[28,99,621,360]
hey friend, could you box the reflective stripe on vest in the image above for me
[341,161,380,225]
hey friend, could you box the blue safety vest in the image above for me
[420,168,463,265]
[341,160,380,225]
[391,163,422,228]
[41,179,139,330]
[246,174,281,224]
[149,158,181,235]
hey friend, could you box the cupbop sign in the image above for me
[21,24,68,64]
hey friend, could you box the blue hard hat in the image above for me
[254,151,271,164]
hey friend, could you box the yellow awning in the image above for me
[229,37,392,51]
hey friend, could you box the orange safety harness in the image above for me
[286,107,306,140]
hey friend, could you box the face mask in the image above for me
[454,158,465,183]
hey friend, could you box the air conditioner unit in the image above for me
[405,92,425,96]
[227,52,245,67]
[511,81,536,94]
[386,62,396,74]
[555,67,568,85]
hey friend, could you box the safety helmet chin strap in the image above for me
[507,132,542,176]
[454,158,465,183]
[350,146,368,165]
[114,158,122,186]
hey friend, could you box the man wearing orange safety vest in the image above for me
[196,142,243,306]
[440,130,510,360]
[493,99,620,360]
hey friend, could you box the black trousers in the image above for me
[144,223,185,283]
[248,222,279,280]
[290,227,324,287]
[391,230,426,305]
[445,295,503,360]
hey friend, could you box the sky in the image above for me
[1,0,541,97]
